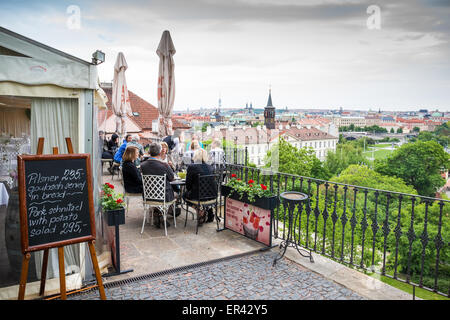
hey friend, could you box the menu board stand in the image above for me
[17,137,106,300]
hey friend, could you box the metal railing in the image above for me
[222,163,450,298]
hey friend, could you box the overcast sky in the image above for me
[1,0,449,111]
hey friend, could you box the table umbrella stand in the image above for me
[103,209,133,277]
[273,191,314,266]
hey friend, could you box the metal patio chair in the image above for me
[142,174,176,236]
[184,173,220,234]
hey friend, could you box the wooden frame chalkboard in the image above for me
[17,153,96,253]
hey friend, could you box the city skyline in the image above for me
[1,0,449,111]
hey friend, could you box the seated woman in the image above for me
[159,141,175,171]
[121,146,143,194]
[184,148,217,224]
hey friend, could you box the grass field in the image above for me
[365,272,449,300]
[363,143,397,162]
[364,148,394,160]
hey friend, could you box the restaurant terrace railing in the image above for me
[221,163,450,298]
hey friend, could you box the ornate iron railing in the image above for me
[222,163,450,298]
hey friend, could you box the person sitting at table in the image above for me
[185,134,204,151]
[113,134,132,165]
[182,140,199,165]
[127,135,144,167]
[209,138,224,168]
[107,133,119,153]
[103,133,119,174]
[140,143,177,228]
[184,148,217,225]
[121,145,143,194]
[159,141,175,171]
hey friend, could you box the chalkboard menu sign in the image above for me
[17,154,95,253]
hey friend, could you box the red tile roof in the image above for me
[282,127,338,141]
[100,86,190,131]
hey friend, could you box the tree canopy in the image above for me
[374,140,449,197]
[264,137,330,180]
[323,139,369,177]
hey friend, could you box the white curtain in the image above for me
[30,97,80,279]
[0,106,30,137]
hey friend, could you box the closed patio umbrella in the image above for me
[112,52,132,137]
[156,30,176,138]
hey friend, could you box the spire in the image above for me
[266,87,273,108]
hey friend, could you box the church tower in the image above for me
[264,88,275,129]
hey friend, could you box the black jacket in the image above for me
[122,161,143,194]
[185,163,217,201]
[140,159,175,202]
[107,134,119,153]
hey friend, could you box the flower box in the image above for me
[221,184,279,211]
[104,208,125,226]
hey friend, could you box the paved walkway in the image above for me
[67,251,365,300]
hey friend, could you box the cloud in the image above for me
[1,0,449,110]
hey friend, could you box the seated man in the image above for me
[140,143,177,228]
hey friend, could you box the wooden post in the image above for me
[39,249,49,296]
[37,137,44,155]
[65,137,74,154]
[18,253,31,300]
[88,241,106,300]
[58,247,67,300]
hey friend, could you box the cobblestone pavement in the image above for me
[68,251,365,300]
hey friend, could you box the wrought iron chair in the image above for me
[142,174,176,236]
[121,168,142,217]
[111,162,121,180]
[184,173,220,234]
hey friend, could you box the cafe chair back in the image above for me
[142,174,176,236]
[184,173,220,234]
[121,168,142,217]
[111,162,121,180]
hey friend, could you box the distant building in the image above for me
[204,124,338,165]
[264,89,276,129]
[100,82,190,142]
[280,126,338,161]
[333,116,366,128]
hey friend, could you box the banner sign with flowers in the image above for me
[225,197,272,246]
[222,174,277,246]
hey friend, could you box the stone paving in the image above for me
[68,251,365,300]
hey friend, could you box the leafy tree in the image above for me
[417,126,450,148]
[330,164,417,194]
[390,128,395,133]
[397,127,403,133]
[324,140,369,176]
[264,137,329,179]
[374,140,449,197]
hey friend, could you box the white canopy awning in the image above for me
[0,27,97,89]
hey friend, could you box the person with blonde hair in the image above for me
[159,141,175,170]
[209,138,224,166]
[182,139,200,165]
[184,148,217,224]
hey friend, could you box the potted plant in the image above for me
[221,174,279,210]
[101,182,126,226]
